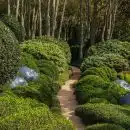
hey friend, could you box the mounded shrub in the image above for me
[88,40,130,59]
[36,59,59,80]
[75,103,130,129]
[35,36,71,64]
[0,96,45,117]
[81,54,129,72]
[20,52,39,71]
[88,98,110,104]
[21,41,68,72]
[12,74,60,107]
[81,67,117,81]
[85,123,125,130]
[0,107,75,130]
[0,21,20,84]
[1,15,25,42]
[77,75,106,88]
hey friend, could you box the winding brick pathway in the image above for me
[58,67,85,130]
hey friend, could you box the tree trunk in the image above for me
[7,0,11,16]
[16,0,20,20]
[39,0,42,36]
[46,0,51,36]
[58,0,67,40]
[52,0,59,37]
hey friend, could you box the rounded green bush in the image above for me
[81,67,117,81]
[85,123,125,130]
[1,15,25,42]
[88,40,130,59]
[81,54,129,72]
[21,41,68,72]
[77,75,106,88]
[75,103,130,129]
[20,52,39,71]
[88,98,110,104]
[35,36,71,64]
[0,96,45,117]
[36,59,59,80]
[0,107,75,130]
[0,21,20,84]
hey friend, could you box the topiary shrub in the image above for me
[0,96,45,117]
[88,40,130,59]
[36,59,59,80]
[0,107,75,130]
[0,21,20,84]
[81,54,129,72]
[1,15,25,42]
[77,75,106,88]
[75,103,130,129]
[20,52,39,71]
[85,123,125,130]
[81,67,117,81]
[35,36,71,64]
[21,41,68,72]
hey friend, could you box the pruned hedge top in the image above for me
[21,41,68,72]
[0,21,20,84]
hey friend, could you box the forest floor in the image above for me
[58,66,85,130]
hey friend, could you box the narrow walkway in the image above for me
[58,67,85,130]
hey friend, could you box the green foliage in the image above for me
[20,52,39,71]
[85,123,125,130]
[81,67,117,81]
[12,74,60,107]
[75,103,130,129]
[0,96,45,117]
[0,107,75,130]
[1,15,25,42]
[21,41,68,72]
[118,72,130,84]
[35,36,71,64]
[36,59,59,80]
[88,98,110,104]
[77,75,106,88]
[0,21,20,84]
[88,40,130,59]
[81,54,129,72]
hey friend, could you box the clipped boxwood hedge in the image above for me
[88,40,130,59]
[1,15,25,42]
[0,20,20,84]
[81,54,129,72]
[21,41,68,72]
[35,36,71,64]
[75,103,130,129]
[0,107,75,130]
[85,123,125,130]
[81,67,117,81]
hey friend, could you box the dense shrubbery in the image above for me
[75,103,130,129]
[81,54,129,72]
[20,52,39,71]
[118,72,130,84]
[1,15,25,42]
[88,40,130,59]
[85,123,125,130]
[36,59,59,80]
[81,67,117,81]
[0,96,74,130]
[21,41,68,72]
[0,21,20,84]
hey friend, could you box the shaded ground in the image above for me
[58,66,85,130]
